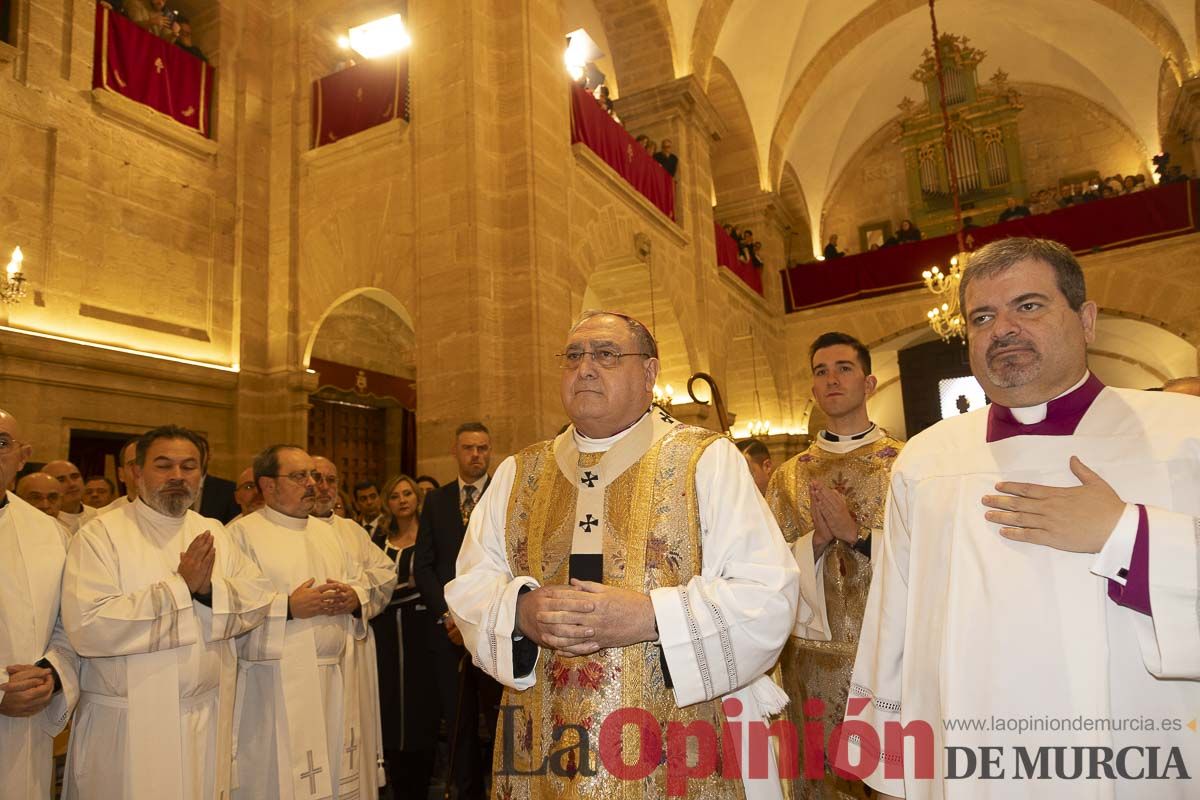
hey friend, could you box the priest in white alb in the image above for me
[312,454,397,799]
[446,311,800,799]
[229,445,372,800]
[0,408,80,799]
[844,238,1200,799]
[61,425,284,799]
[42,460,97,535]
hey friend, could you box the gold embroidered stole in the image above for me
[494,418,745,800]
[766,435,903,797]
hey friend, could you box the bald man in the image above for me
[1163,376,1200,397]
[97,439,138,516]
[15,473,63,520]
[0,409,80,798]
[43,460,97,534]
[233,466,263,519]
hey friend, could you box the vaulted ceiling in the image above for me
[564,0,1195,250]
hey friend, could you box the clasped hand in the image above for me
[0,664,55,718]
[289,578,361,619]
[178,531,215,595]
[809,480,859,556]
[515,579,656,657]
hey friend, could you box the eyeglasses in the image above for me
[555,349,652,370]
[274,471,320,484]
[0,436,25,454]
[312,474,337,486]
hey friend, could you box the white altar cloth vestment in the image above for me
[845,375,1200,799]
[315,513,397,796]
[230,506,371,800]
[446,414,801,799]
[61,499,283,800]
[0,492,79,799]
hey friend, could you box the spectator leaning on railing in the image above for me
[175,15,207,62]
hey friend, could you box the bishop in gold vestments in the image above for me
[446,310,799,800]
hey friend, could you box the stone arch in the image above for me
[778,161,814,263]
[689,0,733,89]
[720,317,789,436]
[708,57,764,205]
[302,287,416,373]
[593,0,677,95]
[767,0,1192,189]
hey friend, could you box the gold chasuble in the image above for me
[493,412,745,800]
[765,428,902,800]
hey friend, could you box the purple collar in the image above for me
[986,373,1105,442]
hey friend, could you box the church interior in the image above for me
[2,0,1198,487]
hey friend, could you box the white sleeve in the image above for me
[446,456,541,690]
[1089,503,1139,584]
[61,523,199,658]
[1131,507,1200,679]
[840,473,911,797]
[650,438,801,707]
[790,531,832,640]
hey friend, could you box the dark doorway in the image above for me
[899,337,986,437]
[68,429,134,494]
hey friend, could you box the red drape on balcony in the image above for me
[92,5,214,136]
[715,222,763,294]
[782,180,1199,312]
[312,54,409,148]
[570,83,675,220]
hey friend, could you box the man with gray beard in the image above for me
[61,425,284,799]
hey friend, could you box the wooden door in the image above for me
[308,397,387,497]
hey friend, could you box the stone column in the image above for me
[408,0,573,476]
[612,75,726,373]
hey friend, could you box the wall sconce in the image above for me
[3,247,27,305]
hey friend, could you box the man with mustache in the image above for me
[61,425,282,799]
[446,311,799,798]
[311,455,397,800]
[228,445,372,800]
[845,238,1200,799]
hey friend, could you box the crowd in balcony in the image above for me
[821,154,1192,259]
[100,0,207,62]
[578,74,681,181]
[720,223,765,267]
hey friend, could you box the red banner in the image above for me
[715,221,763,294]
[312,54,409,148]
[783,180,1199,312]
[92,5,214,136]
[570,83,675,220]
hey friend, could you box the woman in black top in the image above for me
[896,218,922,243]
[370,475,440,798]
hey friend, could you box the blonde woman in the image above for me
[369,475,439,797]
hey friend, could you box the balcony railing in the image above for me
[92,4,214,137]
[570,83,675,221]
[312,54,409,148]
[715,222,763,295]
[783,180,1199,312]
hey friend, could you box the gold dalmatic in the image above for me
[766,432,903,800]
[493,418,746,800]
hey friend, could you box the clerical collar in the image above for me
[820,423,876,443]
[262,504,309,530]
[574,410,649,453]
[986,372,1103,442]
[133,497,187,528]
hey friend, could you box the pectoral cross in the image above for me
[344,727,358,770]
[658,409,674,423]
[579,514,599,533]
[580,470,598,488]
[301,750,323,794]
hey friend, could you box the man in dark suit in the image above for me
[414,421,494,799]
